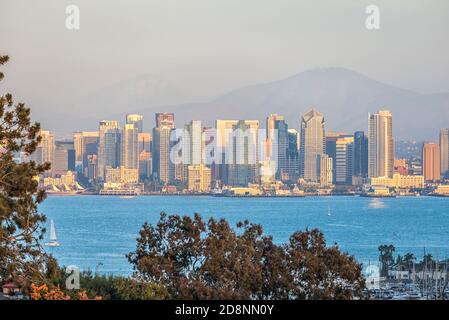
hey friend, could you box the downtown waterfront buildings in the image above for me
[28,108,449,195]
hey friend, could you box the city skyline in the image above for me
[2,1,449,305]
[27,107,449,198]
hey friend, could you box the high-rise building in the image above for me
[215,120,259,184]
[226,120,259,186]
[440,129,449,178]
[368,110,394,178]
[29,130,55,176]
[155,113,174,128]
[188,164,211,192]
[73,131,99,177]
[139,151,152,180]
[286,129,300,182]
[138,133,152,154]
[98,121,121,180]
[300,109,325,182]
[422,143,440,182]
[184,120,203,165]
[40,130,55,164]
[317,154,333,187]
[87,155,97,182]
[266,114,288,180]
[53,141,75,175]
[137,132,152,180]
[335,136,354,184]
[121,124,139,170]
[325,132,339,184]
[179,120,203,182]
[353,131,368,178]
[73,132,83,165]
[126,114,144,133]
[152,114,175,183]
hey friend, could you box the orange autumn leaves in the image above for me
[30,283,102,300]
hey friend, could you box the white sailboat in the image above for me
[45,220,60,247]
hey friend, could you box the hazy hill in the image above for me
[45,68,449,140]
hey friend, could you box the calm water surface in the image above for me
[39,196,449,275]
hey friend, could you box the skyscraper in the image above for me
[138,133,152,154]
[152,114,175,183]
[122,123,139,170]
[335,135,354,184]
[29,130,55,176]
[300,109,325,182]
[53,141,75,175]
[98,120,121,180]
[138,132,152,180]
[325,132,339,184]
[287,129,300,182]
[73,131,83,166]
[266,114,288,180]
[422,142,440,182]
[183,120,203,166]
[226,120,259,186]
[73,131,99,177]
[316,154,333,187]
[368,110,394,178]
[155,113,174,128]
[181,120,204,182]
[126,114,144,133]
[353,131,368,178]
[215,120,259,184]
[440,129,449,178]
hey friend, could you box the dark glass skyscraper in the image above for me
[287,129,300,182]
[325,135,337,184]
[353,131,368,178]
[152,114,175,183]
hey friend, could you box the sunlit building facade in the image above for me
[126,114,144,133]
[440,129,449,178]
[422,142,440,182]
[188,164,211,192]
[98,120,121,180]
[368,110,394,178]
[300,109,325,182]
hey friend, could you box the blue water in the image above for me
[39,196,449,275]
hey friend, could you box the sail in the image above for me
[50,220,57,241]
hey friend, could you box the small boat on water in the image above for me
[45,220,60,247]
[119,195,136,199]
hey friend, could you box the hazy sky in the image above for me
[1,0,449,135]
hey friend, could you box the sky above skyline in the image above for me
[1,0,449,137]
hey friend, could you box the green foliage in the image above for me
[128,212,366,300]
[42,266,168,300]
[0,55,51,284]
[111,277,169,300]
[378,244,395,276]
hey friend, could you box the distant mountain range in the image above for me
[46,68,449,140]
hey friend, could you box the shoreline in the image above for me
[44,192,449,198]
